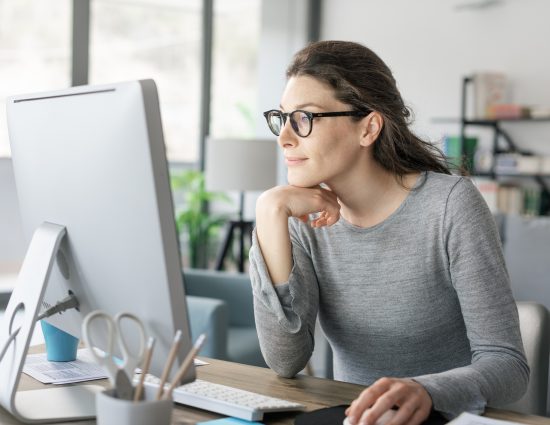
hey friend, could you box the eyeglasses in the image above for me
[263,109,370,138]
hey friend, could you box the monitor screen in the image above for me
[7,80,194,383]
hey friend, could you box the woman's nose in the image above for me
[278,118,298,148]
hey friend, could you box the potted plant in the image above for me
[171,169,231,269]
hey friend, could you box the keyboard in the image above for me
[140,374,306,421]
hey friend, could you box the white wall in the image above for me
[321,0,550,155]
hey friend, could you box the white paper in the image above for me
[23,348,108,384]
[448,412,523,425]
[24,349,209,385]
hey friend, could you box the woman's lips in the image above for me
[285,157,307,166]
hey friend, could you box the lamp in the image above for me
[205,138,278,272]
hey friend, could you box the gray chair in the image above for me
[186,295,228,359]
[184,268,267,367]
[502,301,549,416]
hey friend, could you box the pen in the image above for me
[163,333,206,401]
[134,336,155,402]
[155,329,182,400]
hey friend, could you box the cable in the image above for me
[0,293,79,363]
[36,293,79,321]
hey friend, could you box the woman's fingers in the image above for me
[346,378,393,424]
[385,401,426,425]
[345,378,432,425]
[298,187,340,227]
[398,406,431,425]
[357,384,406,425]
[270,184,339,227]
[324,210,341,226]
[309,189,340,227]
[384,399,418,425]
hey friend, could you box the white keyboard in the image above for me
[140,374,305,421]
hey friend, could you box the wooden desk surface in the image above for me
[2,356,550,425]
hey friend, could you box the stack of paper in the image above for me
[449,412,522,425]
[23,349,108,384]
[24,349,210,385]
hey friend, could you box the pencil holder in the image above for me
[96,389,172,425]
[41,321,79,361]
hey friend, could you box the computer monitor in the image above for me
[1,80,194,422]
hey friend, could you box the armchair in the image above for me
[184,268,266,368]
[186,295,228,359]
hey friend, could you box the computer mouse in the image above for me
[343,409,397,425]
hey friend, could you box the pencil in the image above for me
[134,336,155,402]
[155,329,183,400]
[163,333,206,400]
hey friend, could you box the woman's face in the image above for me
[278,75,367,188]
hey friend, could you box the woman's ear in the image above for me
[359,112,383,147]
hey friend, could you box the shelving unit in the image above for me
[459,76,550,214]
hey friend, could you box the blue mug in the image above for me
[40,321,79,362]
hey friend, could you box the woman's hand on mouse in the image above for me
[257,185,340,228]
[344,377,432,425]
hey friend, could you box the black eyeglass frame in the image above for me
[263,109,371,138]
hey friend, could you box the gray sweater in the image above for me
[249,172,529,418]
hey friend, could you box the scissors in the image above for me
[82,310,146,400]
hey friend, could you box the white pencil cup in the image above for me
[96,389,172,425]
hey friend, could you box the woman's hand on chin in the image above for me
[257,185,341,228]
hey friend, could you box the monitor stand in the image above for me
[0,222,102,423]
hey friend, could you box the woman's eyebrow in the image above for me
[279,102,324,111]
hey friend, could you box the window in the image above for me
[210,0,261,138]
[0,0,72,157]
[1,0,263,161]
[89,0,202,162]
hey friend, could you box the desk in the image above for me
[2,356,550,425]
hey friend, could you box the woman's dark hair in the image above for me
[286,40,452,182]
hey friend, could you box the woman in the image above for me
[249,40,528,425]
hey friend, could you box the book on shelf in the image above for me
[484,103,550,120]
[494,154,539,175]
[474,178,543,216]
[443,135,477,172]
[497,185,524,215]
[472,72,508,120]
[485,103,529,120]
[494,154,550,175]
[474,179,498,213]
[529,105,550,119]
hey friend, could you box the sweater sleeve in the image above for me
[413,178,529,418]
[248,219,319,378]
